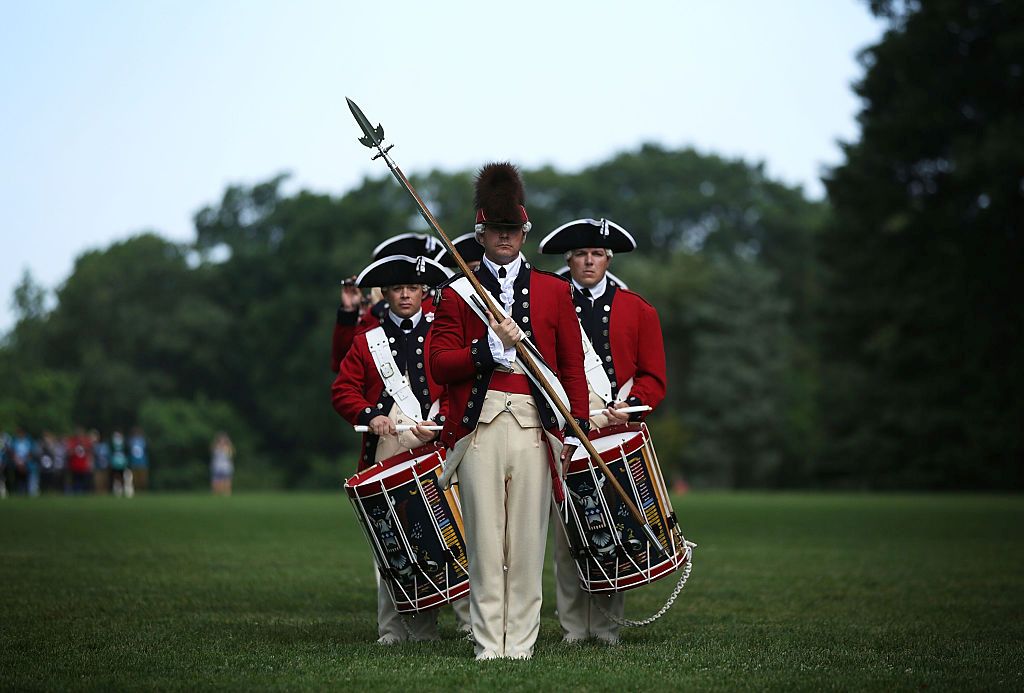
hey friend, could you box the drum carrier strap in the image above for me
[365,326,427,423]
[578,320,614,405]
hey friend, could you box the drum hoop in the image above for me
[345,443,445,496]
[565,422,647,474]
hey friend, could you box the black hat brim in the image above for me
[538,218,636,254]
[356,255,453,288]
[371,233,445,261]
[436,233,485,267]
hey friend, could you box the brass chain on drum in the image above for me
[594,541,696,628]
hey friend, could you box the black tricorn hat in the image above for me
[474,162,530,228]
[555,265,630,290]
[371,233,445,261]
[356,255,452,288]
[435,232,484,267]
[538,218,637,254]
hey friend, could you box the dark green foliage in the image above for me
[1,145,822,488]
[0,493,1020,689]
[819,0,1024,488]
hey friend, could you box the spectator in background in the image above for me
[210,432,234,496]
[66,427,93,495]
[128,427,149,492]
[91,430,110,495]
[39,432,67,494]
[0,431,10,499]
[11,427,36,496]
[110,431,129,497]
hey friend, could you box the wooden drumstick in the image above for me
[353,425,443,433]
[589,405,652,417]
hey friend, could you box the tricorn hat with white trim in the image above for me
[356,255,452,288]
[435,232,484,268]
[371,233,445,261]
[538,218,637,254]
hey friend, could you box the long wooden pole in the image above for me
[346,99,664,552]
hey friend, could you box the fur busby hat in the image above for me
[371,233,444,261]
[435,232,484,267]
[538,218,636,254]
[474,162,531,230]
[555,265,630,290]
[356,255,452,289]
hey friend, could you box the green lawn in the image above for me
[1,492,1022,691]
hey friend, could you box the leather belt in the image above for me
[487,371,532,395]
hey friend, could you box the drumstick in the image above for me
[353,424,443,433]
[589,405,652,417]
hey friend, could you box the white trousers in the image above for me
[458,406,552,659]
[374,565,439,641]
[551,506,624,641]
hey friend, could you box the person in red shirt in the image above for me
[538,217,668,645]
[65,427,94,495]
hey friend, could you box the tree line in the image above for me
[2,0,1019,490]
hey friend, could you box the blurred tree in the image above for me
[0,146,826,488]
[820,0,1024,487]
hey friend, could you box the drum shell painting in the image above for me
[345,446,470,612]
[559,423,690,593]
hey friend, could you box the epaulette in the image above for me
[615,286,656,309]
[533,268,571,283]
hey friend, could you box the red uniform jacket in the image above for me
[331,310,447,470]
[330,297,437,373]
[429,263,590,449]
[573,283,667,415]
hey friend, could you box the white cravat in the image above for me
[481,254,524,367]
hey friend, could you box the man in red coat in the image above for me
[430,163,590,660]
[331,254,452,644]
[538,217,668,645]
[330,234,445,373]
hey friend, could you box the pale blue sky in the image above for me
[0,1,884,332]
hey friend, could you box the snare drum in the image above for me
[345,444,470,613]
[556,422,691,593]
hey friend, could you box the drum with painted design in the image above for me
[556,422,691,592]
[345,444,470,612]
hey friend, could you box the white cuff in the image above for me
[487,329,514,368]
[564,435,582,448]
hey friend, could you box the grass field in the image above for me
[1,492,1022,691]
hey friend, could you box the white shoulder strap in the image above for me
[364,326,425,423]
[578,320,614,404]
[450,277,568,429]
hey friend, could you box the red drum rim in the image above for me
[394,581,470,613]
[565,422,648,474]
[582,547,689,593]
[344,443,446,497]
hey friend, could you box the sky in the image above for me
[0,0,885,333]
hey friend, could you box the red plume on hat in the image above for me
[474,162,530,227]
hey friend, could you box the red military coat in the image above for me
[429,262,590,449]
[573,282,667,414]
[331,309,447,470]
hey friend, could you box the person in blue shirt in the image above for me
[91,430,110,495]
[11,428,36,496]
[128,428,149,493]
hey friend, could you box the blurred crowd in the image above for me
[0,426,149,498]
